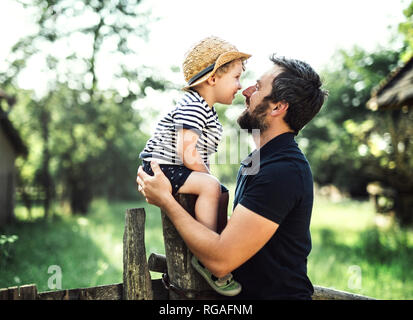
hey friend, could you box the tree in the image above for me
[399,0,413,61]
[3,0,165,215]
[299,46,401,197]
[299,1,413,226]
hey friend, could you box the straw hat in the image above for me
[182,36,251,91]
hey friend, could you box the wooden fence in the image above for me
[0,195,375,300]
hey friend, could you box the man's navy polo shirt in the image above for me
[232,132,314,300]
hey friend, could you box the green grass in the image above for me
[0,199,165,292]
[309,197,413,299]
[1,196,412,299]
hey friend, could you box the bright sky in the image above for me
[0,0,408,100]
[138,0,407,77]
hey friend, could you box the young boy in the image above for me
[139,36,250,296]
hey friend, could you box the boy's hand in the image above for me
[137,161,173,209]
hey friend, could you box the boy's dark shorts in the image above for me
[141,160,228,195]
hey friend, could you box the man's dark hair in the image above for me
[264,54,328,134]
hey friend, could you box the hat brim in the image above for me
[182,51,251,91]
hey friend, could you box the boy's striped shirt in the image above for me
[139,90,223,165]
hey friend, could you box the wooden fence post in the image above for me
[123,208,153,300]
[19,284,37,300]
[161,194,221,300]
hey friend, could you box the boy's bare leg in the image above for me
[217,191,228,234]
[178,172,240,294]
[177,172,221,231]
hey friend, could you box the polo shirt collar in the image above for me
[241,132,295,167]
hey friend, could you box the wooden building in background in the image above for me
[368,57,413,111]
[0,89,27,227]
[367,56,413,225]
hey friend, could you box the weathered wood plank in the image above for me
[82,282,123,300]
[148,252,168,274]
[0,288,9,300]
[161,194,221,300]
[0,281,375,300]
[312,285,375,300]
[38,283,123,300]
[35,281,166,301]
[38,289,74,300]
[123,208,153,300]
[19,284,37,300]
[7,286,19,300]
[38,281,165,300]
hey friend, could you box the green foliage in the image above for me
[0,234,19,267]
[300,41,413,226]
[300,2,413,226]
[298,0,413,204]
[9,85,150,214]
[300,46,401,197]
[1,0,166,215]
[399,0,413,60]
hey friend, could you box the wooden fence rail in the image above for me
[0,195,375,300]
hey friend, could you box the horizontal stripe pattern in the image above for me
[139,90,223,165]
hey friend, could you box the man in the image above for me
[137,55,327,299]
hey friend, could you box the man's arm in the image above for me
[137,161,279,277]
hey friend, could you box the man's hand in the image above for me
[136,161,173,209]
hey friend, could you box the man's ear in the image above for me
[270,101,289,116]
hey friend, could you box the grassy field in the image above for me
[0,195,412,299]
[309,198,413,299]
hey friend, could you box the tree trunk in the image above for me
[394,192,413,227]
[40,105,52,218]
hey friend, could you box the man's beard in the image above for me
[237,99,270,133]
